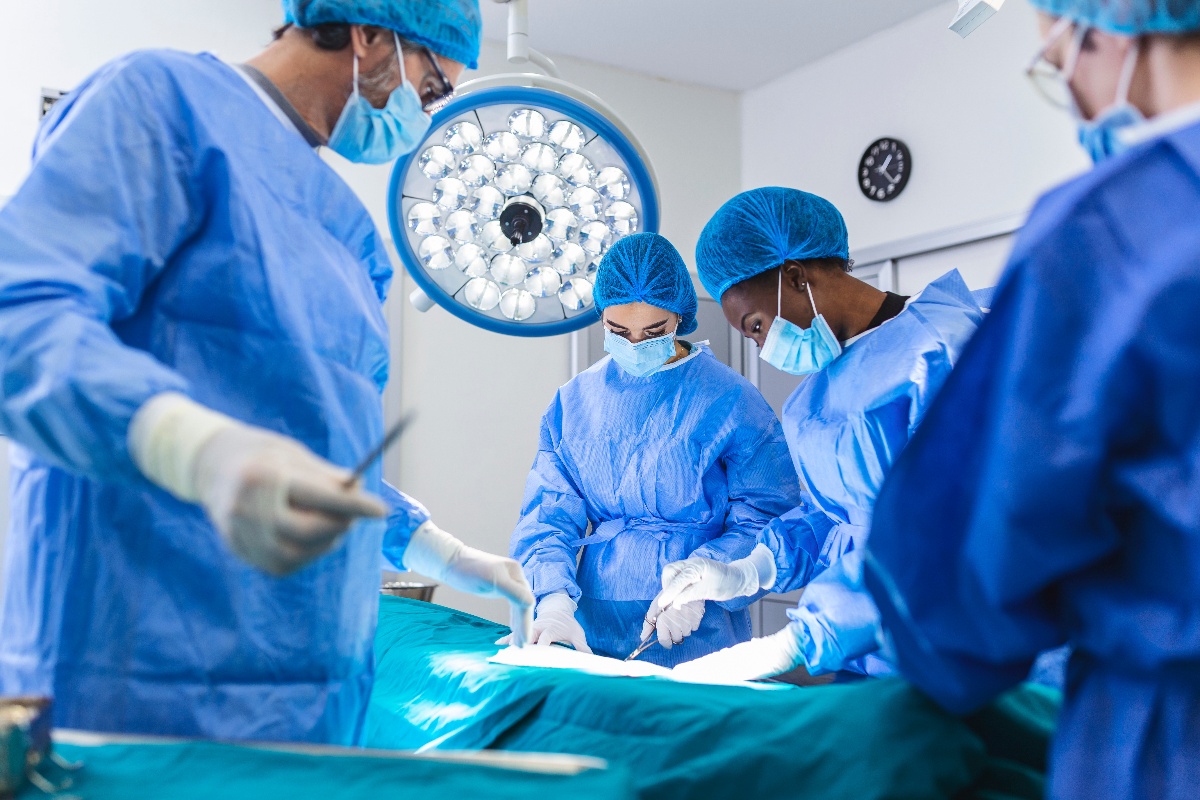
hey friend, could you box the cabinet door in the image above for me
[751,589,804,637]
[894,234,1013,294]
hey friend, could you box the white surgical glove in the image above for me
[654,544,777,610]
[129,392,387,576]
[498,592,591,653]
[640,595,705,649]
[403,521,534,647]
[671,621,806,683]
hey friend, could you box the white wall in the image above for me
[0,3,741,621]
[741,2,1090,252]
[0,0,285,197]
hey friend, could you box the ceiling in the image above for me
[480,0,952,92]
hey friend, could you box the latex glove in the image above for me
[655,544,777,610]
[129,392,387,576]
[671,621,806,683]
[404,521,534,646]
[640,595,705,649]
[498,592,591,652]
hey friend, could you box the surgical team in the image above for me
[0,0,1196,797]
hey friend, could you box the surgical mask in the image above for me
[759,269,842,376]
[328,33,431,165]
[604,327,677,378]
[1074,39,1144,163]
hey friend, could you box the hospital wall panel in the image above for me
[740,1,1089,253]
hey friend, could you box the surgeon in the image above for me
[651,188,984,682]
[507,232,802,667]
[0,0,533,745]
[862,2,1200,798]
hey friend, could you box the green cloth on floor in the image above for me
[36,738,632,800]
[367,597,1062,800]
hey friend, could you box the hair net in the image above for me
[282,0,482,68]
[593,233,699,336]
[695,187,849,303]
[1027,0,1200,34]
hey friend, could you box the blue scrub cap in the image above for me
[593,233,699,336]
[1027,0,1200,34]
[282,0,482,68]
[695,187,849,304]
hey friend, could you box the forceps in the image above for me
[625,629,658,662]
[625,608,665,661]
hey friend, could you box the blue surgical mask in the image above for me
[1071,36,1145,164]
[328,33,431,165]
[604,327,677,377]
[759,269,842,376]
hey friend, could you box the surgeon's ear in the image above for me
[781,260,807,293]
[350,24,391,60]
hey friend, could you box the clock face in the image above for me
[858,138,911,202]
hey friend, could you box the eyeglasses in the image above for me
[418,47,456,114]
[1025,16,1087,110]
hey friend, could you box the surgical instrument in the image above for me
[343,413,414,488]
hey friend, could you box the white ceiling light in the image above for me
[389,0,659,337]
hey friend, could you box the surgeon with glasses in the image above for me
[0,0,536,746]
[861,0,1200,797]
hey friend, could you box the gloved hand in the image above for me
[129,392,387,576]
[671,621,806,683]
[654,544,777,609]
[641,595,705,649]
[498,592,591,652]
[403,521,534,647]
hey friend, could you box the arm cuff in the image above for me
[127,391,238,502]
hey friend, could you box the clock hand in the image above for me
[879,168,897,183]
[878,154,893,172]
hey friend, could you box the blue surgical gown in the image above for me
[0,51,429,744]
[759,271,984,675]
[510,344,802,667]
[864,120,1200,800]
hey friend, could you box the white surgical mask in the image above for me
[328,33,431,164]
[758,269,842,376]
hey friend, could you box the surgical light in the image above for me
[389,2,659,337]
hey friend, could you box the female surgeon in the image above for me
[863,2,1200,797]
[507,232,803,666]
[652,187,984,681]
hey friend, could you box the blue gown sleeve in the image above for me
[379,480,433,570]
[786,550,885,674]
[509,395,589,603]
[690,426,803,611]
[0,54,199,481]
[864,208,1146,713]
[756,500,838,593]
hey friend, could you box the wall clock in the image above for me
[858,138,911,202]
